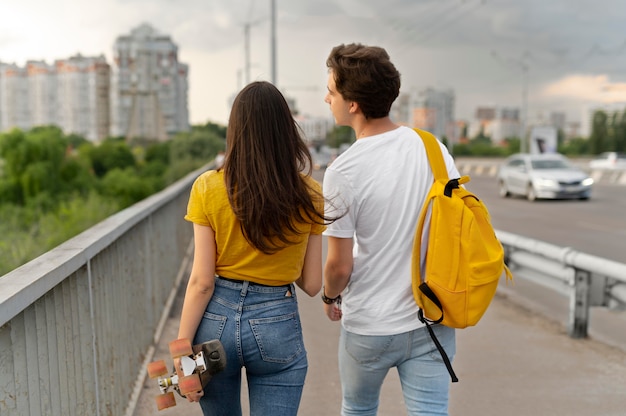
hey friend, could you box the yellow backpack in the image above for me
[412,128,513,382]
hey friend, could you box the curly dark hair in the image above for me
[326,43,401,119]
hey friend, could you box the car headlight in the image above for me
[536,178,558,187]
[582,177,594,186]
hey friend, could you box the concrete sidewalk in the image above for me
[133,276,626,416]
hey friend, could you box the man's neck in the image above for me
[353,117,398,140]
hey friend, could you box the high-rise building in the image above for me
[391,88,456,142]
[0,63,30,132]
[0,57,110,141]
[412,88,455,143]
[111,23,189,141]
[471,106,521,142]
[55,55,111,141]
[26,60,57,127]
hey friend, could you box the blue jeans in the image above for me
[339,324,456,416]
[193,277,308,416]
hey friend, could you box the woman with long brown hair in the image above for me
[176,81,332,415]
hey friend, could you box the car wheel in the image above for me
[498,180,510,198]
[527,184,537,201]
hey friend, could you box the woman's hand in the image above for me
[324,301,342,321]
[174,357,205,402]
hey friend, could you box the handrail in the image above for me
[497,230,626,338]
[0,165,208,416]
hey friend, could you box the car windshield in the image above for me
[531,159,570,169]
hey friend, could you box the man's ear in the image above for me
[349,101,359,114]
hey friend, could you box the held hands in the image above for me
[174,357,205,403]
[323,300,342,321]
[321,288,342,321]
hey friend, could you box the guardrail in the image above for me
[497,230,626,338]
[0,165,207,416]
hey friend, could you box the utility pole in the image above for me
[243,19,264,85]
[521,61,529,153]
[491,50,530,153]
[270,0,277,85]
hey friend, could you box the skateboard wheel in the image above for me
[155,392,176,410]
[147,360,168,378]
[179,373,202,396]
[169,338,193,358]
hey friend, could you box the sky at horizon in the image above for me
[2,0,626,129]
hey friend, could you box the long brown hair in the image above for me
[224,81,330,254]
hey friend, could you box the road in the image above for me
[465,175,626,263]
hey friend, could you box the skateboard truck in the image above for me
[147,338,227,411]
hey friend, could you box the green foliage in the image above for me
[589,110,608,154]
[0,192,119,276]
[99,168,155,208]
[145,141,171,165]
[170,129,225,162]
[0,126,68,203]
[587,107,626,155]
[325,126,355,148]
[193,121,227,138]
[559,137,589,155]
[0,121,228,276]
[89,139,136,177]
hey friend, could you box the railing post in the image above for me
[568,269,591,338]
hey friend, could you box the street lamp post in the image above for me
[521,61,529,153]
[491,50,530,153]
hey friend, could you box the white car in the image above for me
[498,153,593,201]
[589,152,626,170]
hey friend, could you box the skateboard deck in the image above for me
[147,338,227,411]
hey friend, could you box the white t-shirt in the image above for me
[323,126,460,336]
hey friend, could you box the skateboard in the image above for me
[147,338,227,410]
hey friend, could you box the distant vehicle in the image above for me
[497,153,593,201]
[589,152,626,170]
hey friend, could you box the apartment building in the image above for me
[471,106,521,143]
[391,87,456,142]
[0,24,189,142]
[0,56,110,141]
[110,23,189,141]
[26,60,57,127]
[0,63,29,132]
[55,55,111,141]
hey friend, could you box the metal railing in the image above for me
[0,166,207,416]
[497,230,626,338]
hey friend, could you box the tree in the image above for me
[0,127,68,205]
[589,110,608,154]
[89,139,136,177]
[325,126,355,149]
[614,109,626,153]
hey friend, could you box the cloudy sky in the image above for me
[2,0,626,128]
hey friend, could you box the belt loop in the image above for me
[241,280,250,296]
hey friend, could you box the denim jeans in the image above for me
[194,277,308,416]
[339,324,456,416]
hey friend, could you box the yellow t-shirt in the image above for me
[184,170,326,285]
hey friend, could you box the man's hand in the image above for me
[324,301,342,321]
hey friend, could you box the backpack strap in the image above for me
[412,128,460,383]
[414,128,448,181]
